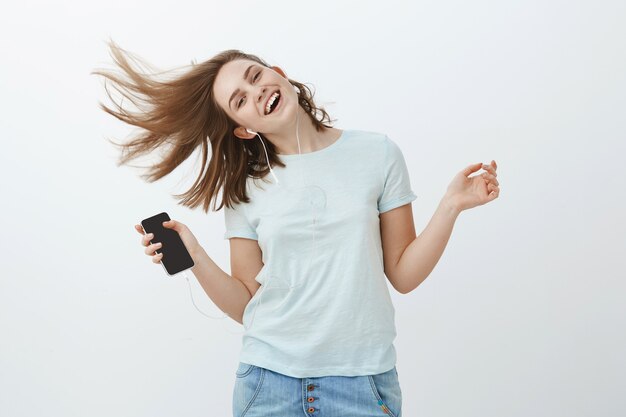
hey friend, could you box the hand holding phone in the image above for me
[137,212,199,276]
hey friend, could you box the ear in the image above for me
[271,65,287,79]
[233,126,256,140]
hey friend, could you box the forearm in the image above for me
[395,196,461,294]
[189,246,251,324]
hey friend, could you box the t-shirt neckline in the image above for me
[277,129,347,159]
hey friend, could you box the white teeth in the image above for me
[265,91,280,115]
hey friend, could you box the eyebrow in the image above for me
[229,64,257,110]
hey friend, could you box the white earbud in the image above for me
[244,127,280,185]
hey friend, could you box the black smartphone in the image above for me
[140,212,195,276]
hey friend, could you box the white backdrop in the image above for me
[1,0,625,416]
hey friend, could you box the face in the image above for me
[213,59,297,139]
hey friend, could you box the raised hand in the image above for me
[444,160,500,212]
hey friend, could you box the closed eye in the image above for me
[237,71,262,108]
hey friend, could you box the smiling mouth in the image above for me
[265,91,281,115]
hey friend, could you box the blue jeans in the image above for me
[232,362,402,417]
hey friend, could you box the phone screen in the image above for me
[141,212,195,276]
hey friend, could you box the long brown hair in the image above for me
[92,40,335,212]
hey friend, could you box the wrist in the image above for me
[441,194,462,216]
[190,244,206,264]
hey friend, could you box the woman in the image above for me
[94,40,500,417]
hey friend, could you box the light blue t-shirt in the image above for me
[223,129,417,378]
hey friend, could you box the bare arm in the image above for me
[381,197,460,294]
[382,161,499,293]
[190,246,251,324]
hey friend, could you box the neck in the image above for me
[265,107,328,155]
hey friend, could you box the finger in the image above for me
[482,173,499,186]
[145,241,162,255]
[488,184,500,194]
[152,253,163,263]
[163,219,185,232]
[482,164,497,177]
[463,162,483,177]
[135,224,145,235]
[142,233,154,247]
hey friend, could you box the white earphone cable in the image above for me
[182,84,321,335]
[181,270,228,319]
[239,89,323,332]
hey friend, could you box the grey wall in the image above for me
[1,0,624,416]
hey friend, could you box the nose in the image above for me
[256,87,267,105]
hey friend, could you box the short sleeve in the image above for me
[377,136,418,214]
[223,202,258,240]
